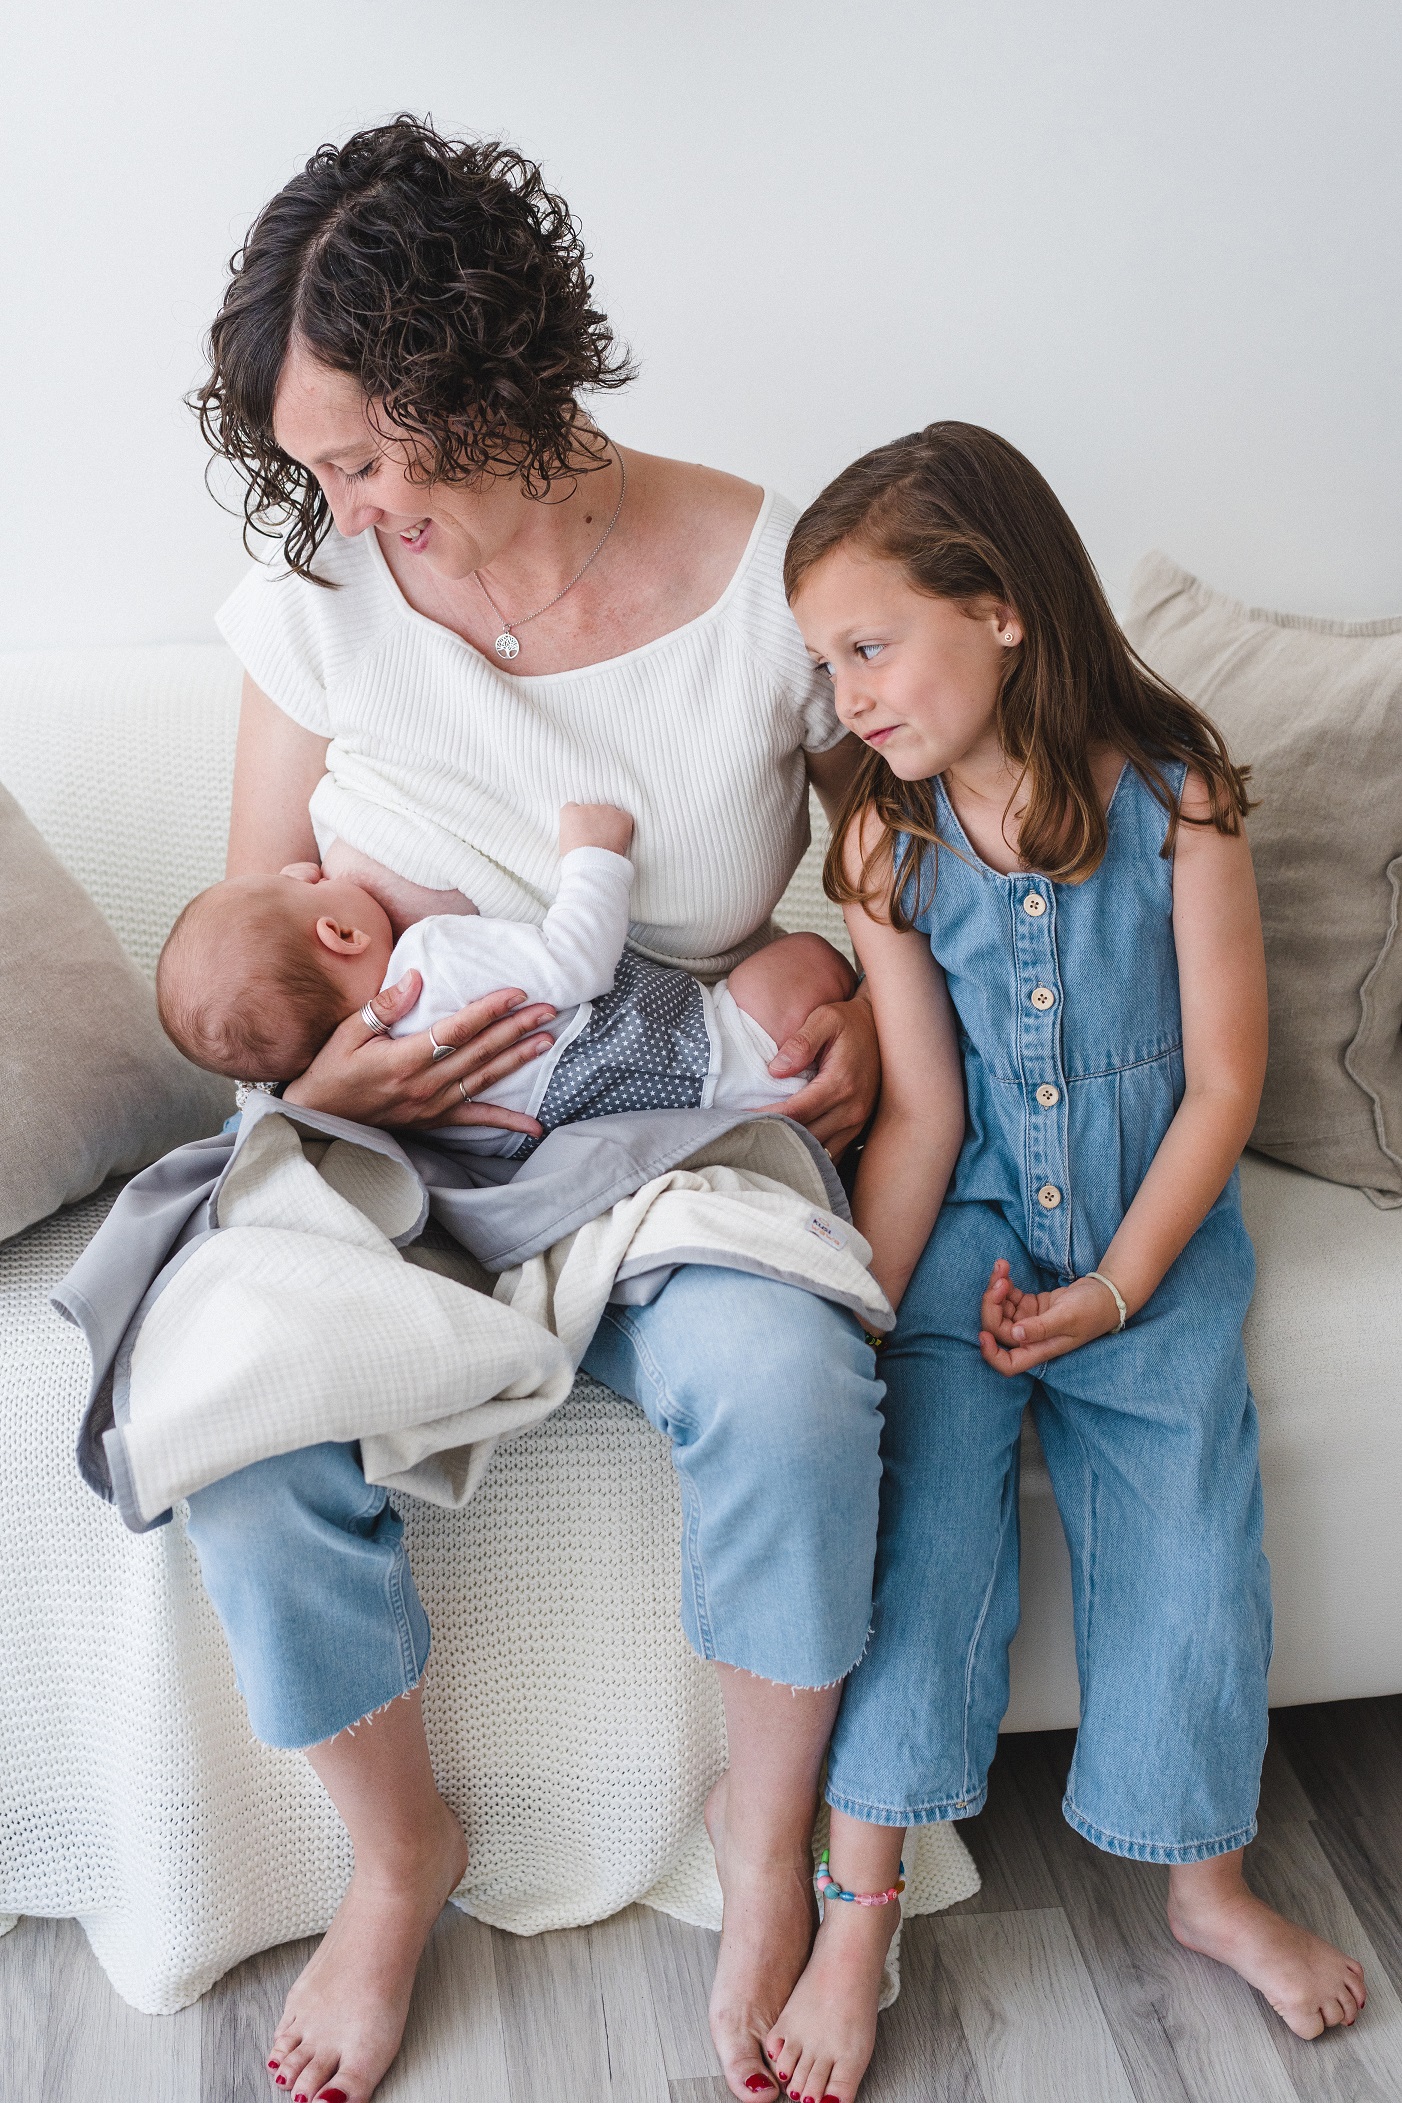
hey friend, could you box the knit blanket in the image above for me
[67,1096,893,1532]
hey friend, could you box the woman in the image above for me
[190,117,882,2103]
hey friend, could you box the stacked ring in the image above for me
[360,1002,389,1035]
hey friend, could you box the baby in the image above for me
[157,802,856,1154]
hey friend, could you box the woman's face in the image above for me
[271,338,521,580]
[791,544,1021,784]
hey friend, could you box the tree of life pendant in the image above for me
[494,630,520,661]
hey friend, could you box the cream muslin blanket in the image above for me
[108,1102,897,1529]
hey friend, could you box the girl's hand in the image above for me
[767,990,880,1158]
[978,1258,1122,1376]
[282,973,558,1133]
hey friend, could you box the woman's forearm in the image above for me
[1096,1085,1257,1315]
[853,1108,963,1309]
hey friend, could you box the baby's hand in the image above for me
[977,1257,1123,1376]
[559,802,634,857]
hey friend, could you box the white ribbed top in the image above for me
[216,491,840,978]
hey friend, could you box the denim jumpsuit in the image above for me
[826,763,1273,1863]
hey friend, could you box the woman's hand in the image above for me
[977,1258,1122,1376]
[282,973,558,1133]
[767,987,880,1159]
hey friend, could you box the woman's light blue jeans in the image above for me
[184,1264,885,1749]
[825,1189,1273,1863]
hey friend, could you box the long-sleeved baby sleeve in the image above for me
[387,848,635,1031]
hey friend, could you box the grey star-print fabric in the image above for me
[514,949,712,1157]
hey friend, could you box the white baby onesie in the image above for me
[385,846,805,1155]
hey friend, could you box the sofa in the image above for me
[2,639,1400,2013]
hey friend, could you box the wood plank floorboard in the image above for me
[10,1704,1402,2101]
[492,1913,621,2098]
[0,1913,55,2089]
[1005,1732,1296,2103]
[635,1906,722,2081]
[934,1906,1137,2102]
[201,1934,307,2103]
[1310,1810,1402,2003]
[1243,1820,1402,2102]
[377,1905,512,2099]
[37,1915,200,2103]
[862,1915,987,2102]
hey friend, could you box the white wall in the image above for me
[2,0,1398,651]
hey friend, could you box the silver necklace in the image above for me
[474,451,627,661]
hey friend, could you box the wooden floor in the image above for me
[6,1698,1402,2100]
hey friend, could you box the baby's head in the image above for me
[157,871,394,1080]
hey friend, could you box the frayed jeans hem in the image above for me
[692,1632,868,1696]
[1063,1797,1258,1863]
[824,1783,988,1826]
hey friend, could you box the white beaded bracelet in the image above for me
[1083,1269,1128,1331]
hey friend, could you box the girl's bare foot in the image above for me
[267,1795,467,2101]
[705,1774,818,2101]
[1167,1850,1365,2039]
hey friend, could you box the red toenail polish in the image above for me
[317,2092,348,2102]
[745,2082,773,2096]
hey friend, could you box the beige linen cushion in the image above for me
[1123,553,1402,1206]
[0,782,232,1242]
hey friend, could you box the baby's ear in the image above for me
[315,914,372,956]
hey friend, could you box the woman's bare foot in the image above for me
[764,1812,905,2103]
[267,1794,468,2101]
[706,1774,819,2101]
[765,1900,897,2103]
[1167,1850,1365,2039]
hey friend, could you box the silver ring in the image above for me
[428,1023,454,1063]
[458,1078,473,1103]
[360,1002,389,1035]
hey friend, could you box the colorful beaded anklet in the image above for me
[814,1848,906,1907]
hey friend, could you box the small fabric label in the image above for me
[806,1214,845,1249]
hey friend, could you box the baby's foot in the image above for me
[1167,1866,1365,2039]
[764,1897,897,2103]
[267,1798,468,2100]
[705,1775,818,2101]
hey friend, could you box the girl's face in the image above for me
[272,338,525,580]
[791,544,1022,783]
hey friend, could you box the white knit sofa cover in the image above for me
[4,645,1401,2013]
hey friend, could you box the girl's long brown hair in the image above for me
[784,422,1252,927]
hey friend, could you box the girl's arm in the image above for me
[843,815,966,1308]
[981,772,1268,1371]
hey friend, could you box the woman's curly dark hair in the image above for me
[192,115,635,580]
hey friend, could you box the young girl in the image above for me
[760,423,1364,2103]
